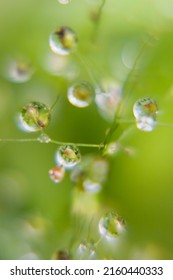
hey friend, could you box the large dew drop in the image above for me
[55,145,81,169]
[19,101,50,132]
[68,81,94,108]
[49,26,77,55]
[133,97,158,132]
[98,211,126,240]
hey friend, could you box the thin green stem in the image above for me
[101,41,146,151]
[50,94,60,112]
[50,139,103,148]
[91,0,106,42]
[0,138,39,143]
[74,51,99,88]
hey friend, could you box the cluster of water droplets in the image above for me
[133,97,158,132]
[49,145,81,184]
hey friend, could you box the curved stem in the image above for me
[74,51,99,88]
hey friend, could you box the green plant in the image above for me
[0,0,173,260]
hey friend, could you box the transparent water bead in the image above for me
[5,58,34,83]
[37,133,51,143]
[99,211,126,240]
[49,166,65,183]
[71,155,109,193]
[133,97,158,132]
[95,81,121,122]
[68,81,94,108]
[49,26,77,55]
[55,145,81,168]
[58,0,71,4]
[78,240,96,259]
[19,101,50,132]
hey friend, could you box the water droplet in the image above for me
[55,145,81,168]
[71,155,109,193]
[37,133,51,143]
[106,142,121,156]
[58,0,71,4]
[49,166,65,183]
[78,240,96,259]
[95,81,121,122]
[49,26,77,55]
[99,211,126,240]
[5,58,34,83]
[68,81,94,108]
[133,97,158,132]
[83,179,101,193]
[19,101,50,132]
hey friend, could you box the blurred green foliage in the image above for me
[0,0,173,259]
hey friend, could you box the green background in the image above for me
[0,0,173,259]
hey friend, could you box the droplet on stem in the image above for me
[55,145,81,169]
[133,97,158,132]
[78,240,96,259]
[98,211,126,240]
[49,26,77,55]
[19,101,50,132]
[71,155,109,193]
[68,81,94,108]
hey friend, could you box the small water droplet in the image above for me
[37,133,51,143]
[99,211,126,240]
[58,0,71,4]
[78,240,96,259]
[19,101,50,132]
[95,81,121,122]
[55,145,81,168]
[5,58,34,83]
[49,26,77,55]
[71,155,109,193]
[68,81,94,108]
[133,97,158,132]
[49,166,65,183]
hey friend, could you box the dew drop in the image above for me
[78,240,96,259]
[5,58,34,83]
[71,155,109,193]
[58,0,71,4]
[19,101,50,132]
[95,81,121,122]
[133,97,158,132]
[98,211,126,240]
[68,81,94,108]
[49,26,77,55]
[49,166,65,184]
[37,133,51,143]
[55,145,81,169]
